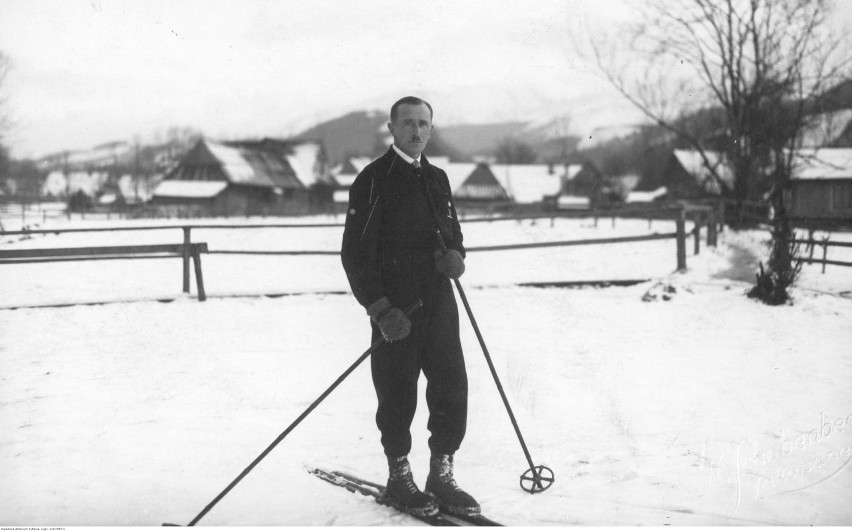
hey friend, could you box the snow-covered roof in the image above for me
[153,180,228,198]
[116,174,158,203]
[205,141,270,186]
[557,195,590,209]
[285,142,328,187]
[490,164,562,203]
[444,163,477,193]
[41,171,67,197]
[173,138,331,190]
[334,174,358,188]
[626,187,668,203]
[98,193,118,205]
[352,157,374,172]
[332,157,375,180]
[454,163,510,200]
[791,148,852,180]
[613,173,641,192]
[672,149,735,194]
[565,164,584,181]
[426,156,450,168]
[333,189,350,203]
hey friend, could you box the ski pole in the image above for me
[435,231,554,494]
[170,299,423,526]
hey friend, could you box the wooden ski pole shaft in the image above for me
[435,231,553,493]
[177,300,423,526]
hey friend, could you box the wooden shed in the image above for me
[662,149,734,200]
[152,138,334,216]
[786,148,852,220]
[453,162,511,201]
[562,162,604,198]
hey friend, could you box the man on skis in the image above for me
[341,96,479,517]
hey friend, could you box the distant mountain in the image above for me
[295,110,389,164]
[436,122,528,158]
[293,88,649,165]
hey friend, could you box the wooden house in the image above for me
[563,162,604,198]
[152,138,334,216]
[490,163,563,204]
[786,148,852,220]
[331,156,375,206]
[40,170,109,199]
[662,149,735,199]
[447,162,511,203]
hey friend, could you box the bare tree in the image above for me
[582,0,851,304]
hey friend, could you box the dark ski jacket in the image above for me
[341,147,465,309]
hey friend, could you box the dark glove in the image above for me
[366,297,411,342]
[434,249,465,279]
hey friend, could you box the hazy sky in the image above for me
[0,0,848,158]
[0,0,638,157]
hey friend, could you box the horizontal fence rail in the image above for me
[0,242,209,301]
[793,240,852,248]
[0,206,728,307]
[464,233,678,252]
[796,258,852,268]
[207,233,679,255]
[0,243,204,260]
[792,238,852,272]
[212,250,341,256]
[0,207,689,236]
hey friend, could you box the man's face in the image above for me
[388,103,432,159]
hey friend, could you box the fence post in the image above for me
[192,245,207,302]
[693,213,701,255]
[808,229,815,259]
[676,207,687,271]
[821,236,829,274]
[182,227,192,293]
[708,208,717,247]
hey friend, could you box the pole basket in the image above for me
[520,465,555,494]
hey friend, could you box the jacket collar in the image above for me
[382,146,430,171]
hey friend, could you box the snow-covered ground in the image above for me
[1,206,851,526]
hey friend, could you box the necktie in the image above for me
[412,159,421,177]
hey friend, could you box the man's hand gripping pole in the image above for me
[435,231,554,494]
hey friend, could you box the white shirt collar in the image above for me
[392,144,421,165]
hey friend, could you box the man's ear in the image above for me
[387,122,394,135]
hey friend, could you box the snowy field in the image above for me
[1,206,851,526]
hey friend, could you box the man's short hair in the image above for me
[390,96,433,123]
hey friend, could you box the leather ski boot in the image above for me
[424,454,481,516]
[384,455,439,517]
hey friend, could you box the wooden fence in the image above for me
[793,234,852,272]
[0,242,209,301]
[0,206,726,302]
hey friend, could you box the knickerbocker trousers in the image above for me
[369,250,468,458]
